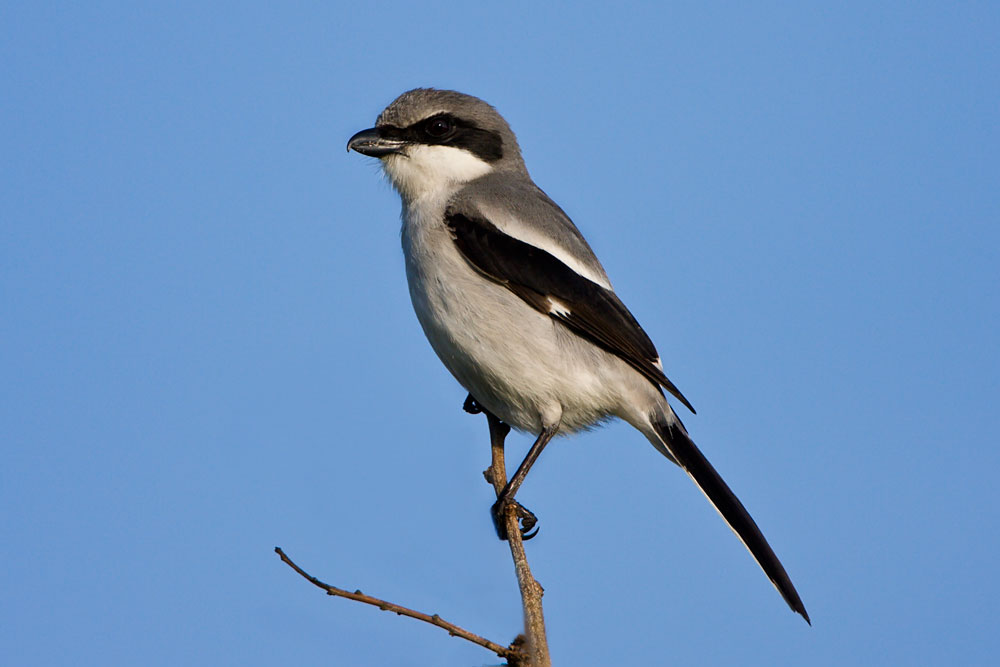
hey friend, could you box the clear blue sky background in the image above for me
[3,2,998,665]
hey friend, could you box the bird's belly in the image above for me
[403,219,625,433]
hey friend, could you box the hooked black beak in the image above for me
[347,127,407,157]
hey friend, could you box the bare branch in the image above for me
[484,413,552,667]
[274,547,520,663]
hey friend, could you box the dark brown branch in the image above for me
[274,547,520,663]
[483,413,552,667]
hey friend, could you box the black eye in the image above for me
[424,116,454,139]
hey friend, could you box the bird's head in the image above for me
[348,88,527,201]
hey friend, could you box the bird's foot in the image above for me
[491,498,539,541]
[463,394,483,414]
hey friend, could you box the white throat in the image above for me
[383,145,493,201]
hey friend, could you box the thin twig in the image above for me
[274,547,518,662]
[484,413,552,667]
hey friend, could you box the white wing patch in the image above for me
[547,297,572,317]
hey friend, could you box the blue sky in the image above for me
[3,2,998,665]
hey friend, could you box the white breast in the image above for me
[398,196,651,434]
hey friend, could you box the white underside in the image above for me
[399,190,669,436]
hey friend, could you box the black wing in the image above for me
[445,210,695,413]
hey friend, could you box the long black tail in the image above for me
[652,416,810,624]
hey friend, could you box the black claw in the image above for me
[491,498,539,541]
[463,394,483,414]
[515,504,537,537]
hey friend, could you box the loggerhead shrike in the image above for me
[348,88,809,623]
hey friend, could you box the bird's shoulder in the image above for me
[446,175,612,289]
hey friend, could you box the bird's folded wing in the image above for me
[444,208,695,414]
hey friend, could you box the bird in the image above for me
[347,88,809,623]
